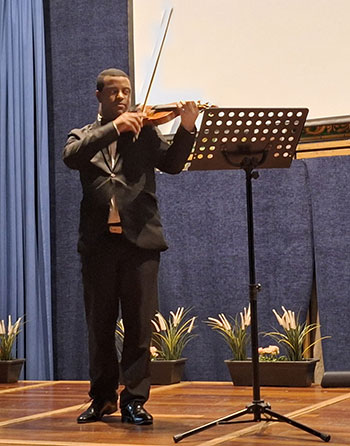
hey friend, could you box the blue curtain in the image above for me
[0,0,53,379]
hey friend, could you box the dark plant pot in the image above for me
[150,358,187,385]
[0,359,25,383]
[225,358,319,387]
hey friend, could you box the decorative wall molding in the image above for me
[296,116,350,158]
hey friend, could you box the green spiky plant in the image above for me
[151,307,197,360]
[0,316,23,360]
[265,307,330,361]
[205,306,251,360]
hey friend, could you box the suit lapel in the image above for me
[90,148,112,174]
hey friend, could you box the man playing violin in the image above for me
[63,68,198,425]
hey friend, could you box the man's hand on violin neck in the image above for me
[113,111,144,135]
[178,101,199,133]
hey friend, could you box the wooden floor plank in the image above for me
[0,381,348,446]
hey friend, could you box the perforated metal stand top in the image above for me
[186,107,308,171]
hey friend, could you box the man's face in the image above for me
[96,75,131,121]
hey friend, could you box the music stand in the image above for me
[174,108,331,443]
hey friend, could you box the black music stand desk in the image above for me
[174,107,330,443]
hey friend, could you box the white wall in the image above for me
[133,0,350,125]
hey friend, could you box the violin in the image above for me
[142,101,211,126]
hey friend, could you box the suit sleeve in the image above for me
[63,121,119,170]
[152,124,196,174]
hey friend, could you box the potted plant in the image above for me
[206,305,254,385]
[207,305,329,387]
[252,306,330,386]
[150,307,197,384]
[115,307,197,385]
[0,315,25,383]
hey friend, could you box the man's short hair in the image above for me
[96,68,130,92]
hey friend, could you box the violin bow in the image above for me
[141,8,173,113]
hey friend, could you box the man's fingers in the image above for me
[114,112,143,135]
[178,101,198,113]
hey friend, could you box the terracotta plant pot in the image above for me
[225,358,318,387]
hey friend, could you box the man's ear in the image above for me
[96,90,102,103]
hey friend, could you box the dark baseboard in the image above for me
[321,371,350,387]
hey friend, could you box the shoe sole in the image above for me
[121,415,153,425]
[77,417,101,424]
[77,406,117,424]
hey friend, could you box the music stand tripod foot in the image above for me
[173,399,331,443]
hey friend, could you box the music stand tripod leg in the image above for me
[262,407,331,442]
[173,407,251,443]
[173,161,330,444]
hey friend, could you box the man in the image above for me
[63,68,198,425]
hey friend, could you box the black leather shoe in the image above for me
[121,401,153,425]
[77,400,117,424]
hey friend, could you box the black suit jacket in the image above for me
[63,118,195,254]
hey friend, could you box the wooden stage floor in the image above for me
[0,381,349,446]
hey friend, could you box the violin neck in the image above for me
[152,102,209,112]
[152,104,177,111]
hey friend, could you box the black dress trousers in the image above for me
[81,232,160,407]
